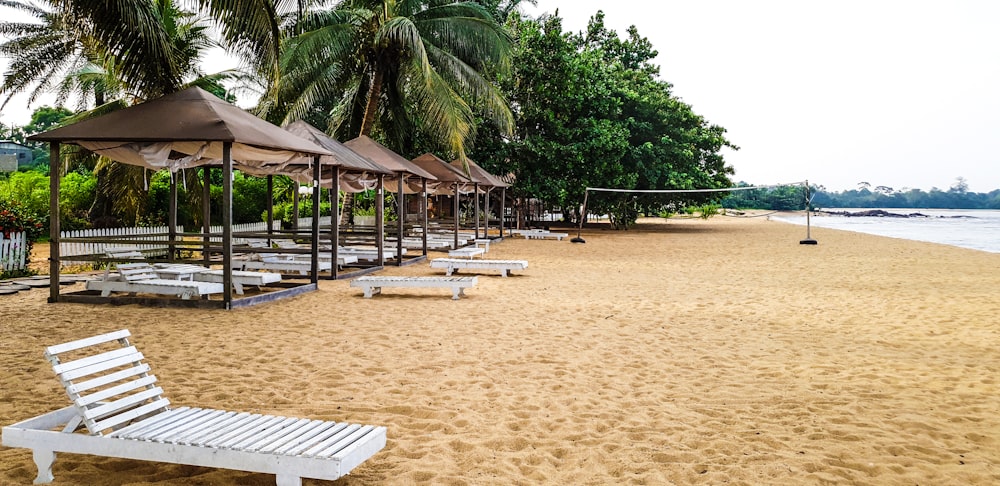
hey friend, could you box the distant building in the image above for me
[0,141,32,171]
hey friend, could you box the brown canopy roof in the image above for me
[343,136,437,181]
[28,87,330,171]
[283,121,391,175]
[451,158,510,188]
[411,153,471,183]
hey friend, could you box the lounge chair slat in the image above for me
[330,426,386,460]
[75,375,158,407]
[51,346,140,375]
[190,413,262,446]
[200,415,272,448]
[301,424,361,457]
[69,364,152,394]
[312,425,375,458]
[214,415,289,449]
[44,330,131,356]
[109,407,195,438]
[175,411,254,445]
[244,419,322,452]
[290,423,354,456]
[141,409,235,443]
[256,419,331,454]
[90,397,171,434]
[57,352,147,382]
[231,416,301,450]
[278,422,348,456]
[82,387,164,422]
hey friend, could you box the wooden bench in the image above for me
[429,258,528,278]
[85,263,224,300]
[350,276,477,300]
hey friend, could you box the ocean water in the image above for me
[772,209,1000,253]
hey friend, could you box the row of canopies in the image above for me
[29,87,509,309]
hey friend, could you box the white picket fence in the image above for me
[296,215,334,228]
[0,231,27,273]
[59,221,280,265]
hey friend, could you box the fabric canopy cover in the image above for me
[29,87,331,172]
[273,121,393,192]
[343,136,438,194]
[450,158,509,188]
[410,153,475,195]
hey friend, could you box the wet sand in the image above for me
[1,215,998,485]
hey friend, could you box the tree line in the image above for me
[0,1,734,234]
[720,179,1000,211]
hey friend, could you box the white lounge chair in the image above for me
[430,258,528,277]
[151,264,284,295]
[350,276,477,300]
[239,259,333,276]
[1,329,386,486]
[522,230,568,240]
[85,263,224,300]
[448,247,485,259]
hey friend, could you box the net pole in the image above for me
[800,180,817,245]
[572,189,589,243]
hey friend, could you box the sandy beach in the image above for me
[1,215,998,485]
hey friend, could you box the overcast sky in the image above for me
[522,0,1000,193]
[2,1,999,192]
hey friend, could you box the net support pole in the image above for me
[572,189,588,243]
[799,180,818,245]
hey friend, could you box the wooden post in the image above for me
[376,175,385,266]
[310,156,320,282]
[453,182,460,249]
[421,178,428,256]
[484,187,492,238]
[168,172,178,260]
[331,166,341,279]
[499,188,506,237]
[48,142,60,303]
[292,181,300,232]
[396,175,404,266]
[202,167,211,265]
[474,182,481,239]
[221,144,233,309]
[266,175,274,241]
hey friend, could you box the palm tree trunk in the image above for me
[359,69,384,136]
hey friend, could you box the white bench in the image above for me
[429,258,528,278]
[448,247,485,259]
[350,276,477,300]
[86,263,224,300]
[473,239,491,252]
[523,230,568,240]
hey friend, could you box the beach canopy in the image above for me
[276,121,392,191]
[411,153,474,195]
[343,136,438,193]
[28,87,331,171]
[451,158,510,188]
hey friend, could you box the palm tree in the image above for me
[1,0,239,225]
[268,0,514,159]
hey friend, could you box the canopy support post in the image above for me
[221,143,233,309]
[310,156,321,281]
[48,142,61,303]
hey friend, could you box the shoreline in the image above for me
[2,216,998,484]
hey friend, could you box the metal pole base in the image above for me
[571,237,586,243]
[799,239,818,245]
